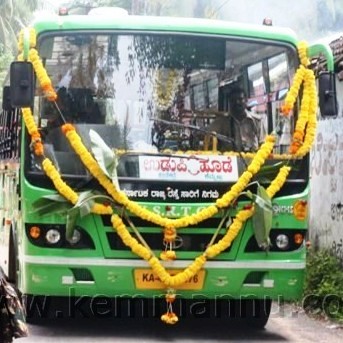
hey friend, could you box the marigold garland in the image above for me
[298,41,310,67]
[18,29,57,159]
[162,291,178,324]
[21,108,43,156]
[17,27,36,52]
[109,164,292,325]
[28,49,57,101]
[17,43,57,101]
[64,124,276,229]
[18,27,316,324]
[293,69,317,157]
[281,41,317,156]
[160,226,177,261]
[42,158,79,204]
[41,157,115,214]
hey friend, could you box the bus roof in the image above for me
[32,12,298,45]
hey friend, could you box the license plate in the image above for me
[134,269,206,290]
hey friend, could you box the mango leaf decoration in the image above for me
[89,129,119,190]
[66,192,115,242]
[31,194,71,216]
[246,184,273,250]
[253,161,286,182]
[31,191,106,243]
[65,190,94,242]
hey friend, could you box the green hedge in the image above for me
[303,248,343,322]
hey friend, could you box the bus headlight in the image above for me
[68,229,81,245]
[45,229,61,244]
[275,234,289,250]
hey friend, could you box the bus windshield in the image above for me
[31,33,297,180]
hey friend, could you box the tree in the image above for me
[0,43,12,84]
[0,0,45,103]
[0,0,43,54]
[130,0,216,18]
[63,0,132,14]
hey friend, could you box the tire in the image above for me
[240,298,272,329]
[24,295,54,323]
[213,298,271,328]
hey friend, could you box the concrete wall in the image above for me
[309,77,343,265]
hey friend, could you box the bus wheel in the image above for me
[241,298,272,329]
[8,225,19,285]
[24,295,57,323]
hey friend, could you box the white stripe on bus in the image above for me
[22,255,306,270]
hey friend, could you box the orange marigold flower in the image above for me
[280,104,292,116]
[34,142,44,156]
[47,93,58,102]
[289,146,297,154]
[41,85,57,101]
[31,132,41,141]
[46,88,58,101]
[164,227,176,242]
[165,293,176,303]
[289,142,301,154]
[161,312,178,324]
[293,130,304,141]
[61,123,75,134]
[41,83,52,91]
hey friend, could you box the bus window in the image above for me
[248,62,265,97]
[205,78,219,109]
[191,83,206,110]
[269,53,290,92]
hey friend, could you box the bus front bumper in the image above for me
[21,256,305,300]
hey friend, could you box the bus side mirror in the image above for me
[10,61,34,108]
[318,71,338,118]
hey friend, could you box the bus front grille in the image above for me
[106,232,231,253]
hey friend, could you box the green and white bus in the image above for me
[0,7,335,327]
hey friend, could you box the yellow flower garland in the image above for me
[293,68,317,157]
[64,124,276,229]
[17,27,36,52]
[110,165,291,324]
[281,41,317,155]
[17,27,316,324]
[110,165,291,288]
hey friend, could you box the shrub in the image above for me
[303,248,343,322]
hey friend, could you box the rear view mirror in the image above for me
[10,61,34,108]
[318,71,338,118]
[2,86,13,111]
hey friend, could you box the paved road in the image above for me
[18,303,343,342]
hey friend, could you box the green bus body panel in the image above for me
[32,15,298,45]
[309,43,334,71]
[21,176,308,299]
[23,262,305,300]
